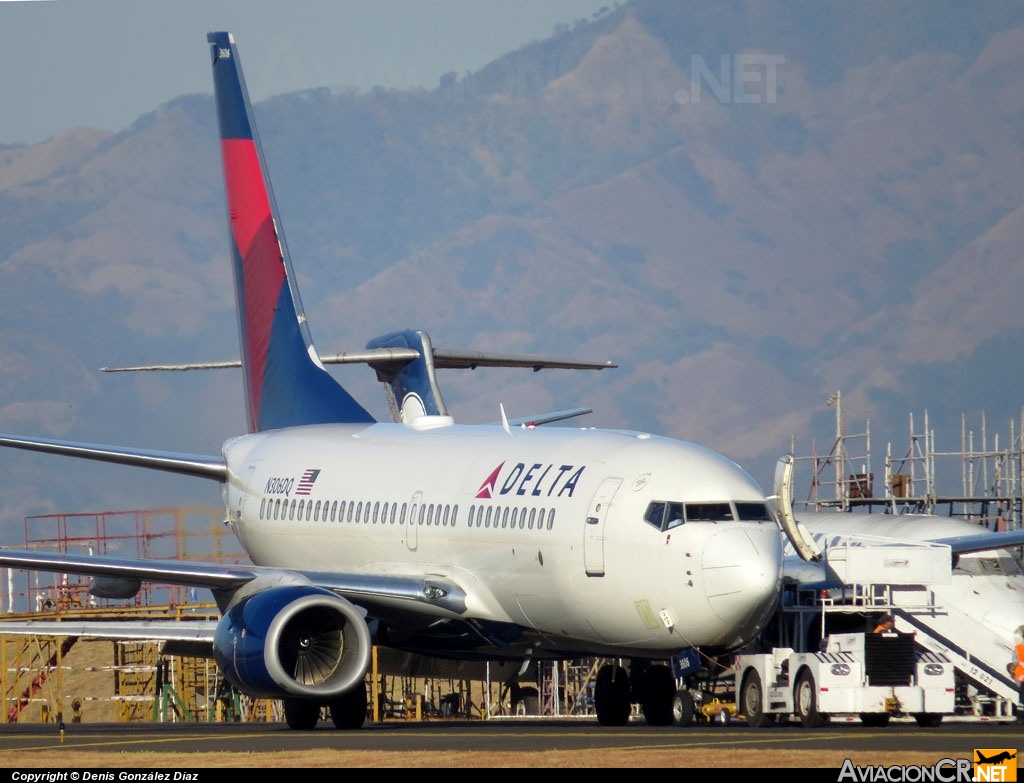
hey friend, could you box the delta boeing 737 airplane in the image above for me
[0,32,784,730]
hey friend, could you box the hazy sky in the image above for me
[0,0,614,145]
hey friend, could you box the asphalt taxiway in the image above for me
[0,717,1021,761]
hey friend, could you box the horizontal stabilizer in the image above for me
[100,348,617,374]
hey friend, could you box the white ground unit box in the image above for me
[735,631,956,728]
[823,539,953,587]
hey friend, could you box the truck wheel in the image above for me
[859,713,891,728]
[742,671,774,728]
[913,713,943,727]
[794,670,826,728]
[671,689,695,726]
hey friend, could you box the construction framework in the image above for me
[791,390,1024,531]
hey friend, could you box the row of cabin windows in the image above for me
[257,496,556,531]
[643,500,774,532]
[259,497,456,526]
[467,505,555,531]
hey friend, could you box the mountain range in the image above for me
[2,0,1024,533]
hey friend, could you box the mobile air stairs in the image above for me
[774,535,1022,720]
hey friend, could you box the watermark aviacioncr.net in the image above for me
[837,750,1018,783]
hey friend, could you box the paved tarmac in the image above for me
[0,716,1021,760]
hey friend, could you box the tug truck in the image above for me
[735,631,955,728]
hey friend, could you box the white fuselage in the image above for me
[221,421,784,658]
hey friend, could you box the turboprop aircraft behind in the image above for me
[0,32,784,730]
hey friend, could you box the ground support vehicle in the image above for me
[734,630,955,727]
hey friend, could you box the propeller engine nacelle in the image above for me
[213,585,372,699]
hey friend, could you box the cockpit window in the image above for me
[685,502,733,521]
[645,500,738,530]
[644,502,666,529]
[665,502,684,529]
[735,502,773,522]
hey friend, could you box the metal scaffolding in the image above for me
[791,390,1024,531]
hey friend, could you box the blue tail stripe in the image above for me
[208,32,253,141]
[259,286,375,430]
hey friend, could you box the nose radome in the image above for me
[702,526,782,629]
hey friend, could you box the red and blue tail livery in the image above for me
[208,32,374,432]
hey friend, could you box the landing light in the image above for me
[423,585,448,600]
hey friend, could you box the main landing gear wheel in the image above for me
[672,689,696,726]
[641,664,676,726]
[329,682,368,729]
[284,698,321,730]
[595,664,632,726]
[511,686,540,716]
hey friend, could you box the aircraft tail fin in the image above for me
[207,32,375,432]
[365,330,449,422]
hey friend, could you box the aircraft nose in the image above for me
[701,525,782,644]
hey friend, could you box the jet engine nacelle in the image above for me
[213,585,372,699]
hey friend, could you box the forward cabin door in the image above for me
[584,477,622,577]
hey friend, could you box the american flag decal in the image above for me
[295,468,321,495]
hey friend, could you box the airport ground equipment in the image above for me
[735,630,955,727]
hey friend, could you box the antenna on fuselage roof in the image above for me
[500,404,511,434]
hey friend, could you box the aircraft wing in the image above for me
[791,509,1024,556]
[0,548,469,620]
[0,434,226,481]
[930,529,1024,555]
[0,619,218,642]
[0,548,255,590]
